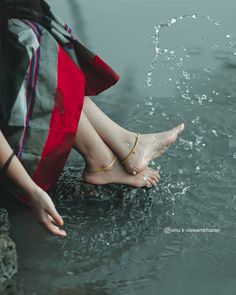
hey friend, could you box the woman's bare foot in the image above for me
[122,123,185,175]
[83,158,160,188]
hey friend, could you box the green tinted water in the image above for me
[3,0,236,294]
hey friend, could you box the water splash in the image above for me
[146,14,199,88]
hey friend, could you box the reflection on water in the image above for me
[3,0,236,294]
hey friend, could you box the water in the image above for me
[2,0,236,294]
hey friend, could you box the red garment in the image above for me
[18,45,105,203]
[2,6,120,203]
[32,45,85,193]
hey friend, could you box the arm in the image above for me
[0,131,66,237]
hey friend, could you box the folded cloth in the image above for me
[0,0,120,201]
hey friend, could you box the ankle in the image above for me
[85,150,115,172]
[122,131,138,155]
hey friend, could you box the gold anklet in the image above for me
[121,133,140,164]
[88,156,117,173]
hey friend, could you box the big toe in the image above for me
[176,123,185,134]
[171,123,185,137]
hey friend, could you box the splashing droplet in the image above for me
[170,17,177,24]
[212,129,218,136]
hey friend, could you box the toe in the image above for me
[149,178,157,186]
[177,123,185,134]
[172,123,184,135]
[150,171,158,182]
[147,168,160,182]
[145,180,153,188]
[152,174,159,183]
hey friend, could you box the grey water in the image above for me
[2,0,236,294]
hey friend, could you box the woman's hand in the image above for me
[28,186,67,237]
[0,131,66,236]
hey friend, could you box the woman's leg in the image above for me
[82,96,185,175]
[73,111,160,187]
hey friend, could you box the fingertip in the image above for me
[59,217,64,226]
[60,230,67,237]
[54,227,67,237]
[51,209,64,227]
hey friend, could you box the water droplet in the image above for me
[170,17,177,24]
[195,166,200,173]
[182,70,191,80]
[226,34,232,38]
[181,93,191,100]
[204,68,211,73]
[212,129,218,136]
[66,271,74,276]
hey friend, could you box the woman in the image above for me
[0,0,185,237]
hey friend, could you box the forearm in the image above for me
[0,131,37,198]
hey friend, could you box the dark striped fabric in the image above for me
[1,1,120,201]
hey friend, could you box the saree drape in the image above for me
[0,0,120,200]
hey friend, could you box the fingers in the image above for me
[30,188,66,237]
[45,198,64,227]
[42,214,67,237]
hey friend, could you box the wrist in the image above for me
[24,183,41,201]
